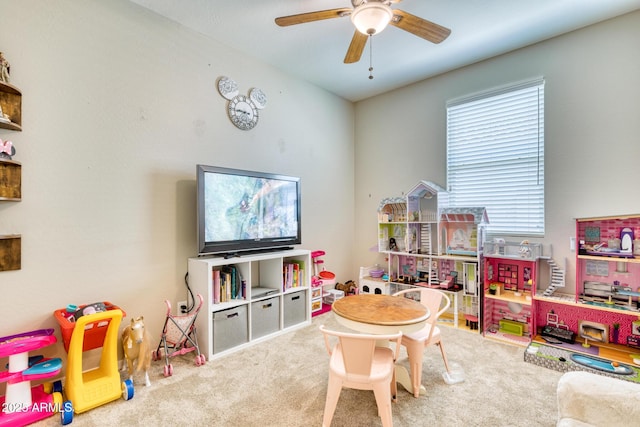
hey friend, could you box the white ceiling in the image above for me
[129,0,640,102]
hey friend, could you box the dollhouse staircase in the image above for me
[420,224,432,254]
[541,257,566,297]
[429,268,438,284]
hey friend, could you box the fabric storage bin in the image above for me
[251,296,280,339]
[283,290,307,328]
[212,305,248,354]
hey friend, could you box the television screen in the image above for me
[197,165,301,256]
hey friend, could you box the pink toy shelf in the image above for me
[0,328,70,426]
[311,250,335,286]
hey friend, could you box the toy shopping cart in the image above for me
[152,293,205,377]
[53,302,134,417]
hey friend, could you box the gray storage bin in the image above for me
[212,305,248,354]
[283,290,307,328]
[251,296,280,339]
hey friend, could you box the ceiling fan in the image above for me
[275,0,451,65]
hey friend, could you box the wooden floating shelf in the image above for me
[0,80,22,272]
[0,159,22,201]
[0,120,21,131]
[0,234,21,271]
[0,81,22,131]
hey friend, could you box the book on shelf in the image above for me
[283,260,305,290]
[213,265,244,303]
[212,268,221,304]
[283,263,293,290]
[222,265,237,299]
[221,270,228,302]
[292,259,305,288]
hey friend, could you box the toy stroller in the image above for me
[152,293,205,377]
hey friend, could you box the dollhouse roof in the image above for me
[439,207,489,224]
[377,197,406,213]
[406,180,447,200]
[378,181,449,214]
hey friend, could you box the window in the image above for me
[446,78,544,236]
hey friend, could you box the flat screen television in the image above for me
[197,165,301,256]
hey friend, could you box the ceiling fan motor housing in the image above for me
[351,2,394,35]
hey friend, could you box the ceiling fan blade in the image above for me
[275,8,351,27]
[344,31,368,64]
[390,9,451,43]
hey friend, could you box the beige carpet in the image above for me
[33,312,563,426]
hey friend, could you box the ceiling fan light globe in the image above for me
[351,3,393,35]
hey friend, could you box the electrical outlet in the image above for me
[178,300,188,314]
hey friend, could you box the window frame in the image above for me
[446,78,545,237]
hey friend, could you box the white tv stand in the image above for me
[188,249,311,360]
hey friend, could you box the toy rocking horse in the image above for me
[122,316,152,387]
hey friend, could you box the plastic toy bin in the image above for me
[54,302,125,352]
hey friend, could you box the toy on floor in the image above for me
[569,353,634,375]
[152,293,205,377]
[122,316,152,387]
[53,302,134,416]
[335,280,358,296]
[0,329,70,425]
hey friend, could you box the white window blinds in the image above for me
[446,78,545,236]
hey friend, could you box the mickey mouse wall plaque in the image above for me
[217,76,266,131]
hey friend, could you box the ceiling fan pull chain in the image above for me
[368,34,374,80]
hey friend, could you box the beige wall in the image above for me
[354,10,640,294]
[0,0,355,340]
[1,1,639,348]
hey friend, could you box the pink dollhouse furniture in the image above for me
[392,288,452,398]
[319,325,403,427]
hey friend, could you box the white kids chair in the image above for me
[392,288,451,397]
[319,324,403,427]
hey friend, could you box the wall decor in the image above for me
[216,76,266,131]
[585,260,609,276]
[0,138,15,160]
[0,52,10,84]
[584,226,600,243]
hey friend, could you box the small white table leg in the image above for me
[395,365,426,396]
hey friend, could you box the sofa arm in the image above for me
[557,371,640,427]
